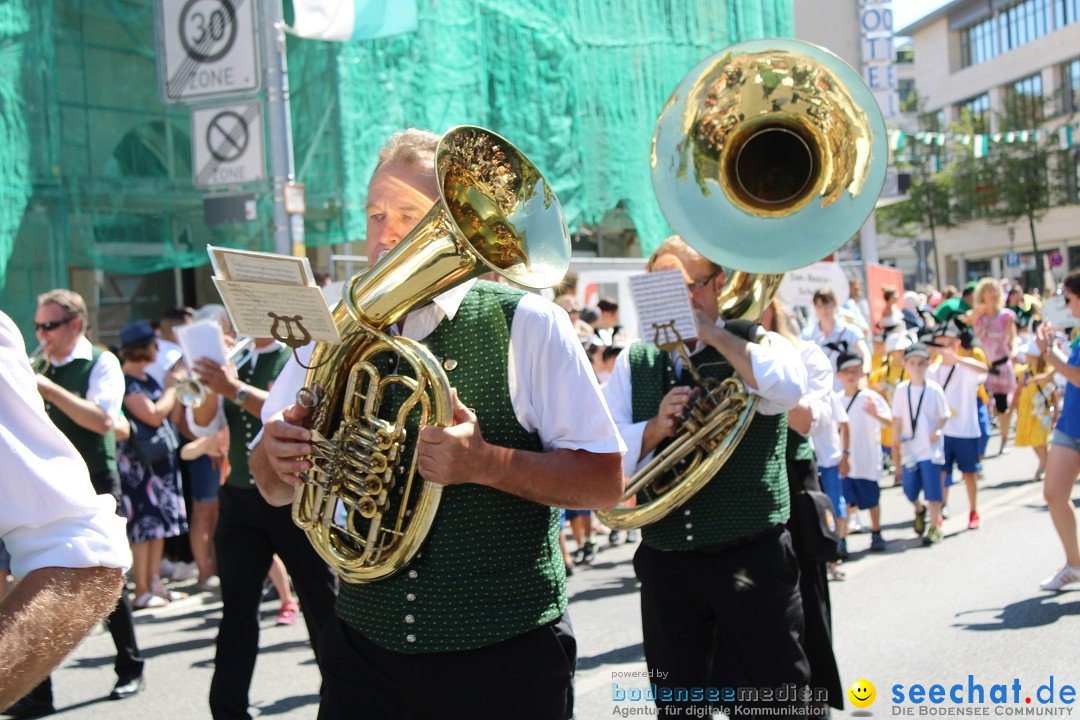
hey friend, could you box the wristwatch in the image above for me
[235,383,250,405]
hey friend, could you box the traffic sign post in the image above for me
[191,104,265,187]
[1050,250,1064,268]
[157,0,261,104]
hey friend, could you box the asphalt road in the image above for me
[17,438,1080,719]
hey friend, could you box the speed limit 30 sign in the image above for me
[157,0,261,104]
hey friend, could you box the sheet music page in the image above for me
[174,319,226,367]
[213,278,342,344]
[628,270,698,345]
[208,245,313,286]
[1042,294,1079,329]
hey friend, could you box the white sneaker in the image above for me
[847,513,865,534]
[170,561,199,581]
[1039,565,1080,591]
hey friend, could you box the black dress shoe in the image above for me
[3,695,55,718]
[109,675,145,700]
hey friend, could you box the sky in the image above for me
[892,0,953,33]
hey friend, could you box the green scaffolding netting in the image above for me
[0,0,793,327]
[334,0,794,257]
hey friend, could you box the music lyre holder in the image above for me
[651,320,704,386]
[269,311,325,371]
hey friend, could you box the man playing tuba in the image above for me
[602,236,810,718]
[250,128,625,720]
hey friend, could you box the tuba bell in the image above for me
[598,39,887,530]
[292,126,570,583]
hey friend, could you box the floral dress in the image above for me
[118,374,187,544]
[974,309,1018,397]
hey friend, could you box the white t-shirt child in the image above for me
[839,388,891,479]
[891,379,949,467]
[927,361,987,439]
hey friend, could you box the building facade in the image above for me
[889,0,1080,290]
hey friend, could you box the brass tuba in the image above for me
[598,39,887,530]
[292,126,570,583]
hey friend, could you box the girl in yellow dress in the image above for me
[1011,339,1059,482]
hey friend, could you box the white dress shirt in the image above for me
[262,280,626,455]
[797,340,837,437]
[603,325,807,475]
[48,335,124,421]
[0,312,131,578]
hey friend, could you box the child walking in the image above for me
[892,343,950,546]
[836,351,893,552]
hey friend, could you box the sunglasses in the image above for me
[34,317,73,333]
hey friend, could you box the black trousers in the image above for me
[633,530,810,718]
[91,470,144,680]
[317,613,576,720]
[209,484,336,720]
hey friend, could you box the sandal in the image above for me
[828,563,847,582]
[151,579,188,602]
[134,592,168,610]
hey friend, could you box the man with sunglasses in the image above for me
[14,290,147,715]
[603,236,811,718]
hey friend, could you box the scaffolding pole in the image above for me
[263,0,304,256]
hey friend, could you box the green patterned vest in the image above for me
[45,348,117,475]
[337,281,563,654]
[628,341,789,551]
[786,428,815,464]
[225,345,291,490]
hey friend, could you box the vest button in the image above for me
[408,570,418,579]
[685,523,692,529]
[683,509,691,516]
[404,614,415,624]
[406,593,416,602]
[686,534,694,542]
[406,634,417,643]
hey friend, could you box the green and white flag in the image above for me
[289,0,418,41]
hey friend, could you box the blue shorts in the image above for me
[0,539,9,570]
[819,464,847,519]
[184,454,222,503]
[902,460,945,503]
[564,509,591,520]
[842,477,881,510]
[1052,428,1080,453]
[943,435,981,477]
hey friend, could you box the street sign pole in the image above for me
[263,0,303,256]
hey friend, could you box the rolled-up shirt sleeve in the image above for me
[0,313,130,578]
[745,332,808,416]
[87,349,124,420]
[799,340,837,436]
[508,293,625,455]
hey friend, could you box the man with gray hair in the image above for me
[250,128,625,719]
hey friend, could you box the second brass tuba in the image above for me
[293,126,570,583]
[598,39,887,530]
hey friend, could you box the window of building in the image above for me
[1054,0,1080,27]
[1004,73,1044,129]
[1000,0,1051,52]
[960,93,992,134]
[960,16,997,67]
[1063,58,1080,113]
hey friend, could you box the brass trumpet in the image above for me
[28,342,49,374]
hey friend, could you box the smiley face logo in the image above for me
[848,679,876,708]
